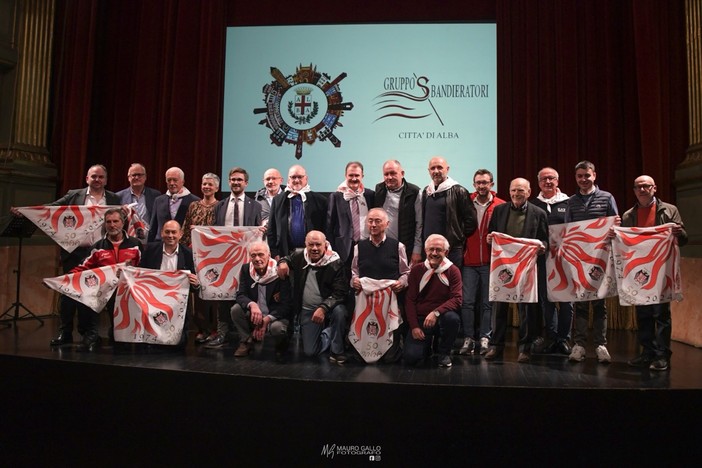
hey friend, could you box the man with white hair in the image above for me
[403,234,462,367]
[485,178,548,363]
[148,166,200,242]
[230,241,291,359]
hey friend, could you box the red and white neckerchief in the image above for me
[303,241,341,269]
[285,184,311,202]
[419,257,453,292]
[250,258,278,286]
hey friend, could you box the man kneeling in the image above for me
[231,241,291,358]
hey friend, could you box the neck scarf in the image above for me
[285,184,311,202]
[419,257,453,292]
[303,241,341,269]
[250,258,278,285]
[425,176,458,197]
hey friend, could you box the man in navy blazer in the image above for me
[206,167,262,348]
[484,177,549,363]
[116,163,160,233]
[141,220,200,347]
[327,161,375,266]
[267,164,327,259]
[213,167,262,227]
[148,167,200,242]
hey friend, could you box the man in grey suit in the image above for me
[115,163,160,237]
[327,161,375,266]
[206,167,263,348]
[148,167,200,242]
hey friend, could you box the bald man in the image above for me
[622,175,687,371]
[417,156,477,267]
[485,178,548,363]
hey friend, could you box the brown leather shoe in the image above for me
[517,352,530,363]
[234,339,252,357]
[484,347,503,360]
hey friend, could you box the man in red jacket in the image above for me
[459,169,506,356]
[72,207,142,350]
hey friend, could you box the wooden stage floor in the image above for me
[2,316,702,465]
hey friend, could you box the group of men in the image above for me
[16,157,686,371]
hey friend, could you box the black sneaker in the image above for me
[627,355,654,368]
[649,358,670,371]
[438,354,452,367]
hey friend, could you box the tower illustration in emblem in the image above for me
[253,64,354,159]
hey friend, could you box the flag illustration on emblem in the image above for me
[489,233,542,303]
[43,264,120,312]
[113,266,190,345]
[546,216,618,302]
[611,223,682,306]
[191,226,263,300]
[349,278,402,364]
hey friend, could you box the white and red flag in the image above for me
[546,216,618,302]
[611,223,683,306]
[489,233,543,303]
[113,266,190,345]
[191,226,263,300]
[18,205,113,253]
[348,278,402,363]
[43,264,120,312]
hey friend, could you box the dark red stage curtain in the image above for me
[50,0,687,211]
[51,0,226,195]
[496,0,687,208]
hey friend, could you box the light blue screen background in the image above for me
[223,23,496,192]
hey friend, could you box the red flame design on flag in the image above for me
[353,288,395,338]
[549,219,612,293]
[115,270,184,336]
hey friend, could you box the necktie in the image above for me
[351,198,361,242]
[290,195,305,248]
[233,197,240,226]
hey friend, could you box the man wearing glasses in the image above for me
[458,169,505,356]
[116,163,160,230]
[622,175,687,371]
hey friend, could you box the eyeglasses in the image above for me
[539,176,558,181]
[473,181,492,186]
[634,184,654,190]
[129,173,145,178]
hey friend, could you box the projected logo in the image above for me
[253,64,354,159]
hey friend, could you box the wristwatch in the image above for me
[433,310,440,317]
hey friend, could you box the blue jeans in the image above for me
[299,304,348,356]
[461,264,492,339]
[537,259,572,342]
[404,311,460,365]
[635,303,671,358]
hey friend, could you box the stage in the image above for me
[2,316,701,465]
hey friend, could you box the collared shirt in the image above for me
[83,189,107,246]
[225,194,244,226]
[161,245,179,271]
[129,189,149,221]
[383,185,403,240]
[350,235,411,288]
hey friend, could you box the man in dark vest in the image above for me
[350,208,411,362]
